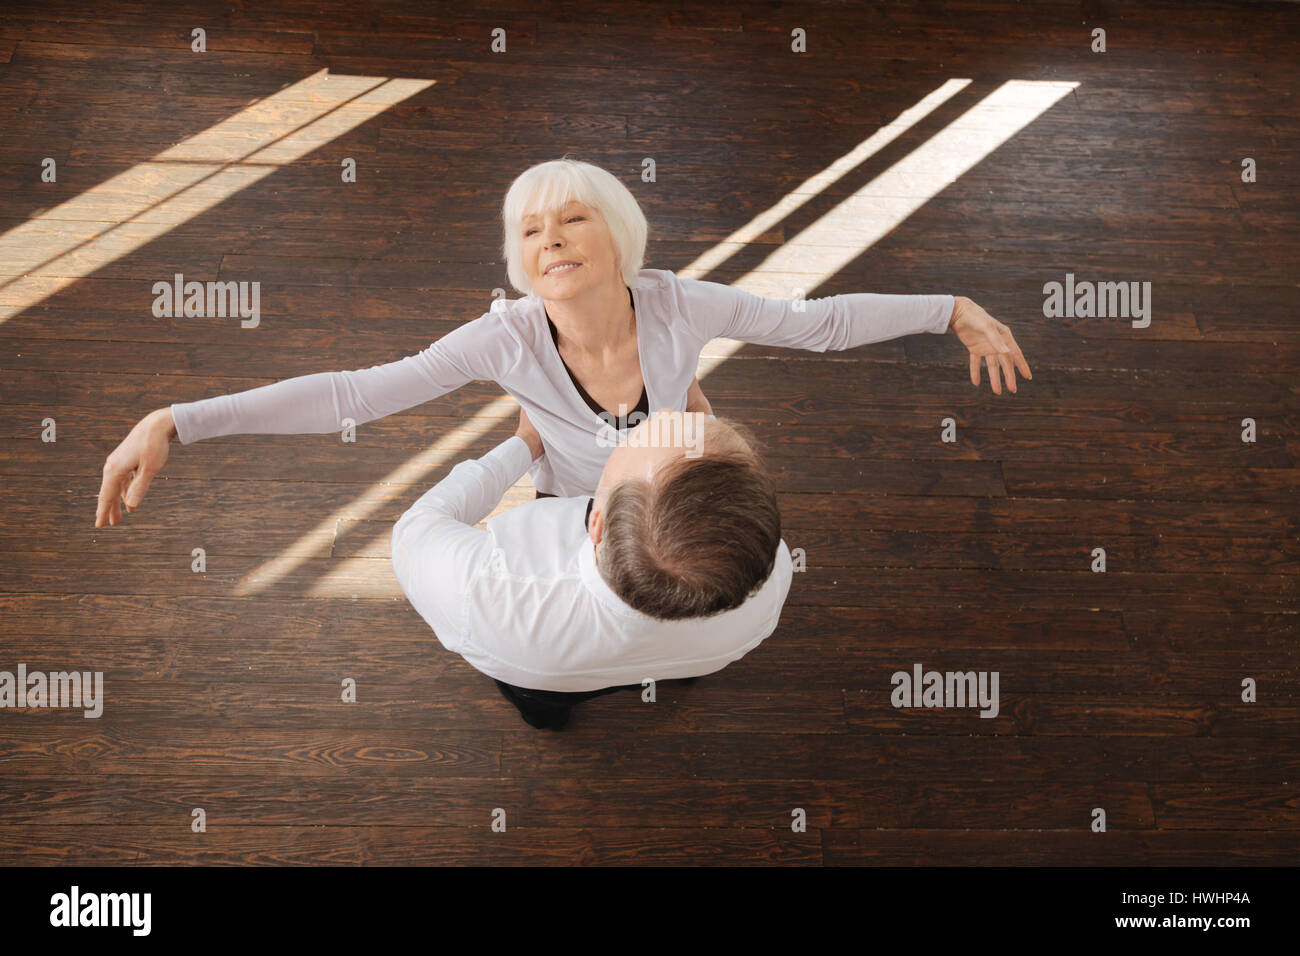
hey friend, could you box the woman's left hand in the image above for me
[949,296,1032,394]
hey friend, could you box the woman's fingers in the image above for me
[97,458,146,526]
[111,471,129,522]
[94,475,109,528]
[998,350,1017,392]
[1001,326,1032,378]
[97,487,122,527]
[984,327,1018,391]
[985,354,1003,394]
[125,467,155,511]
[967,321,1030,394]
[96,465,124,528]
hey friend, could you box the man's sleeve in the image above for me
[389,435,534,653]
[676,275,954,352]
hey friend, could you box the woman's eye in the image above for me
[525,216,581,236]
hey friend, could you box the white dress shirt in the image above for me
[390,435,794,692]
[171,268,953,496]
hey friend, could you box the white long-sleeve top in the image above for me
[171,268,954,495]
[389,434,794,691]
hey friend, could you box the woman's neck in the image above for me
[544,283,635,361]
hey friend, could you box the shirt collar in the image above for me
[577,530,648,619]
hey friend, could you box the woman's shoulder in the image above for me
[632,267,678,296]
[635,267,730,304]
[421,295,547,375]
[631,267,690,317]
[453,294,545,339]
[633,268,723,334]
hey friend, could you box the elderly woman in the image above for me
[95,158,1030,526]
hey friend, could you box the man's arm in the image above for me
[390,434,536,652]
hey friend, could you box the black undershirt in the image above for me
[539,292,648,516]
[545,289,649,428]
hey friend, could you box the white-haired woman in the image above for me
[95,158,1030,526]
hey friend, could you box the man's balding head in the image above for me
[588,410,781,620]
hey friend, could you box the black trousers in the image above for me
[493,677,699,730]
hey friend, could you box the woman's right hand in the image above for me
[95,407,177,528]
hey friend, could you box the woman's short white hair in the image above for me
[501,157,648,297]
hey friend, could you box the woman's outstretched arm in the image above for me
[94,313,506,527]
[674,275,1030,394]
[677,274,954,352]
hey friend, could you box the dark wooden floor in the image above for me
[0,0,1297,865]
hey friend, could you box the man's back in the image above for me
[391,435,793,694]
[470,495,791,691]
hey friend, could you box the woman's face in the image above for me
[521,198,620,298]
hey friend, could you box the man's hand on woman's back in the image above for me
[515,406,545,462]
[685,376,714,416]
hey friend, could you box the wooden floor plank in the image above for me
[0,775,1158,829]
